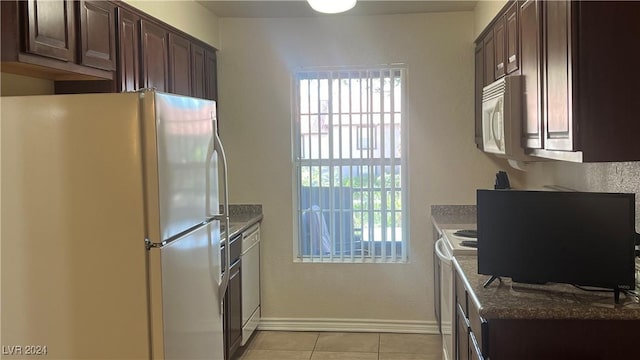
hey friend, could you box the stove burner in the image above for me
[453,229,477,238]
[460,240,478,248]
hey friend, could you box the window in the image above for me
[293,67,407,263]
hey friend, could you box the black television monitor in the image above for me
[477,189,636,299]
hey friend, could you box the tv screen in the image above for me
[477,190,636,293]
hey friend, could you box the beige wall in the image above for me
[123,0,220,48]
[0,73,54,96]
[473,0,508,39]
[217,12,507,328]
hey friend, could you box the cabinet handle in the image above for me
[508,55,516,63]
[496,62,504,69]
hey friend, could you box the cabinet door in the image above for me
[78,0,116,71]
[168,33,191,96]
[205,49,218,101]
[227,263,242,359]
[543,0,574,151]
[493,16,506,79]
[140,20,168,92]
[520,0,543,149]
[116,7,140,92]
[191,44,206,98]
[483,31,495,85]
[24,0,75,62]
[505,2,519,74]
[474,42,484,149]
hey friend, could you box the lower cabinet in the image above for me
[454,270,485,360]
[453,263,640,360]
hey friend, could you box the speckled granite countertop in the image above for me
[224,204,263,239]
[454,255,640,321]
[430,205,477,233]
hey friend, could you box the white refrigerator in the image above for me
[1,90,230,359]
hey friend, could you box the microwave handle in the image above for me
[490,103,502,149]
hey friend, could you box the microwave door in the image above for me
[482,96,505,154]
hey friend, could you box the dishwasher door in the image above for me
[240,225,260,345]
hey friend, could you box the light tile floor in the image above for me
[232,331,442,360]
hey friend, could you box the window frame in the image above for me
[291,65,409,263]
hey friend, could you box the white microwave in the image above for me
[481,76,524,158]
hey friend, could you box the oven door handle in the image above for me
[435,238,453,264]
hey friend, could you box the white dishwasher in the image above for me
[240,223,260,345]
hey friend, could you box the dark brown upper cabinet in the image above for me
[482,31,495,85]
[542,0,572,152]
[519,0,542,149]
[78,0,116,71]
[475,0,640,162]
[204,49,218,101]
[3,0,218,100]
[505,2,519,74]
[533,0,640,161]
[492,3,519,81]
[140,19,169,92]
[191,44,206,99]
[168,33,192,96]
[493,15,506,80]
[26,0,76,62]
[116,7,140,93]
[1,0,112,80]
[474,42,484,149]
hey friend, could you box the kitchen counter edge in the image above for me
[453,255,640,321]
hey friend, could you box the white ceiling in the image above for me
[198,0,478,18]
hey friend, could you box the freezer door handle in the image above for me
[212,114,231,306]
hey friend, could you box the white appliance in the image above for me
[482,75,527,160]
[434,229,478,360]
[1,90,230,359]
[240,223,261,345]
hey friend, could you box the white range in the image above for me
[435,229,477,360]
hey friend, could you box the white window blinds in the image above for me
[293,67,408,263]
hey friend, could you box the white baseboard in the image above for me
[257,317,439,334]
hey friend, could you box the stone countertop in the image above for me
[454,255,640,321]
[430,205,477,233]
[224,204,263,239]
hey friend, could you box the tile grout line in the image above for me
[310,331,320,360]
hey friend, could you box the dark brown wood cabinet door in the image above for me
[474,42,484,149]
[116,7,140,92]
[191,44,206,98]
[483,31,495,86]
[506,2,519,74]
[574,1,640,161]
[227,263,242,359]
[24,0,75,62]
[78,0,116,71]
[168,33,191,96]
[520,0,543,149]
[140,20,168,92]
[493,15,506,79]
[204,49,218,101]
[543,0,574,151]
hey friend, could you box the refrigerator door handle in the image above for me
[211,114,231,309]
